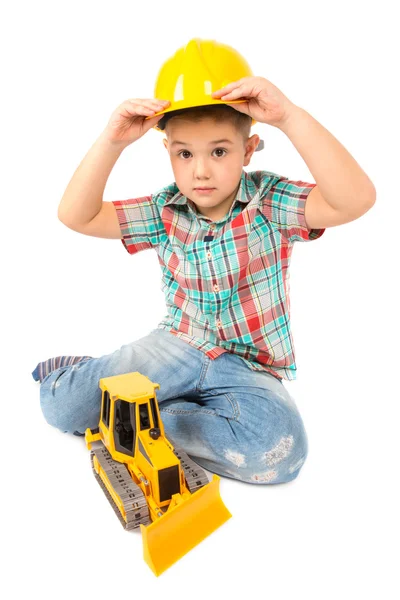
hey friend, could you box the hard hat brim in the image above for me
[148,99,256,131]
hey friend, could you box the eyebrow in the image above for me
[170,138,234,147]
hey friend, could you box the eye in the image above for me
[177,148,227,159]
[178,150,191,159]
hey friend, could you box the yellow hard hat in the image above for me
[148,38,258,134]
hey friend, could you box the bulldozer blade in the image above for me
[141,474,231,576]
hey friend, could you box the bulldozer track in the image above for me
[90,441,210,530]
[173,448,209,493]
[90,441,151,530]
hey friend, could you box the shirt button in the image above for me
[216,320,222,327]
[213,284,219,292]
[207,251,212,259]
[210,223,216,230]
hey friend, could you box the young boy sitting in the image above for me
[32,40,376,485]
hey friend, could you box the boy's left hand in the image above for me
[211,76,296,128]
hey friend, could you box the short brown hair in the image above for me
[159,104,252,145]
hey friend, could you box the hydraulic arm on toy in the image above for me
[85,371,231,576]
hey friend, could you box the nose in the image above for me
[193,157,211,179]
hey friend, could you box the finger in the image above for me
[212,82,236,94]
[150,99,170,109]
[125,101,165,117]
[128,99,169,111]
[212,78,248,96]
[125,100,153,112]
[220,86,247,100]
[144,112,165,122]
[126,104,158,116]
[212,84,239,97]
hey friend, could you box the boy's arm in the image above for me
[212,77,376,228]
[277,106,376,228]
[58,131,130,239]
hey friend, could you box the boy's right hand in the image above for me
[103,98,170,146]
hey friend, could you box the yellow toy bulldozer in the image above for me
[85,371,231,576]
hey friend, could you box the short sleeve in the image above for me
[262,177,326,243]
[112,195,164,255]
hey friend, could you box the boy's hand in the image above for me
[212,76,296,128]
[103,98,170,146]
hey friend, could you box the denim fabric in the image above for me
[38,328,308,484]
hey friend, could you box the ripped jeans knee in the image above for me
[194,422,309,485]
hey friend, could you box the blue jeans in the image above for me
[38,328,308,484]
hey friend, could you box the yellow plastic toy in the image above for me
[85,371,232,576]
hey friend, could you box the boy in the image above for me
[32,42,376,485]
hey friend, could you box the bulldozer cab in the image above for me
[98,372,163,462]
[103,392,159,456]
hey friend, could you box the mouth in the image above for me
[194,187,215,191]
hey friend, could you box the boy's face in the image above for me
[163,118,260,222]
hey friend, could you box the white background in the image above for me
[2,0,399,598]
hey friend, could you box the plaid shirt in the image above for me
[113,169,325,381]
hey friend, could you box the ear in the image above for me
[243,134,260,166]
[163,138,169,151]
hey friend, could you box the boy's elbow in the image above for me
[58,208,70,227]
[58,208,79,231]
[366,180,377,207]
[359,182,376,216]
[57,207,65,223]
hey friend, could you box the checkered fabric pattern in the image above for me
[112,170,325,381]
